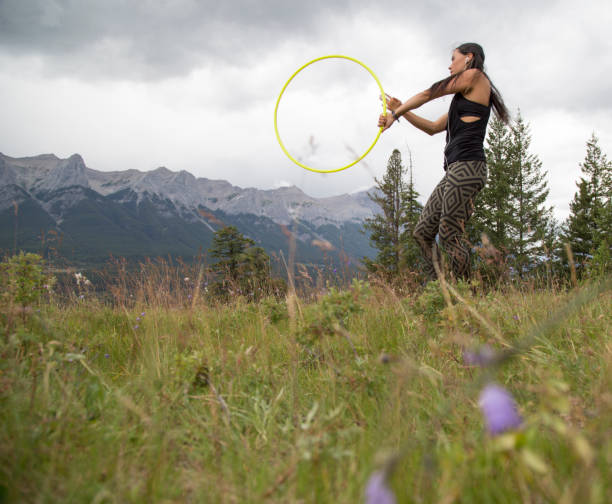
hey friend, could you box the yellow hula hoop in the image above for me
[274,54,387,174]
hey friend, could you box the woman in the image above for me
[378,42,509,281]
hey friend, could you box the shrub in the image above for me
[0,252,55,311]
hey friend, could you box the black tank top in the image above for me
[443,93,491,170]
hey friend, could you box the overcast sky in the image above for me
[1,0,611,221]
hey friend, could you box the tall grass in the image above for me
[1,263,611,502]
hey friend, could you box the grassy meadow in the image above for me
[1,268,612,503]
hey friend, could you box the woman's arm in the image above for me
[396,69,481,113]
[377,109,447,135]
[402,111,447,136]
[379,69,480,131]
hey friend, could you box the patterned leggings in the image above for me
[413,160,487,281]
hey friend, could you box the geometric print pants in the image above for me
[413,160,487,281]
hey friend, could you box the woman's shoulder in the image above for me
[462,70,491,106]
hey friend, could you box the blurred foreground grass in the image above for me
[1,279,611,503]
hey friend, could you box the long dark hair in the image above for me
[429,42,509,123]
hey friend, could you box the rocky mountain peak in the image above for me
[0,156,17,186]
[1,152,379,227]
[33,153,89,193]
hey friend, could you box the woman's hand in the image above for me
[382,94,402,112]
[378,113,395,132]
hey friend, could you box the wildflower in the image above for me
[513,314,519,321]
[74,272,91,286]
[134,325,139,330]
[479,383,523,436]
[188,294,192,299]
[104,354,110,358]
[365,471,396,504]
[140,312,145,317]
[463,344,496,367]
[378,353,397,364]
[79,294,85,300]
[184,277,190,282]
[136,317,140,321]
[333,267,337,273]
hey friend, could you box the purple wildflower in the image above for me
[140,312,145,317]
[133,325,139,330]
[478,383,523,436]
[79,294,85,299]
[513,314,519,321]
[463,344,496,367]
[365,471,396,504]
[136,317,140,321]
[104,354,110,358]
[333,267,337,273]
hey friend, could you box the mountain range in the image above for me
[0,152,379,267]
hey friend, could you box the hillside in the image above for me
[0,152,378,266]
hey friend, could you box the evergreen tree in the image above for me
[208,226,273,299]
[596,143,612,274]
[563,133,612,273]
[209,225,255,281]
[540,217,563,282]
[599,160,612,247]
[241,245,271,284]
[400,149,424,270]
[363,149,422,280]
[505,112,552,277]
[470,116,513,250]
[563,177,596,268]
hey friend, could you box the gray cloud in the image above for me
[0,0,369,80]
[0,1,560,77]
[3,0,609,115]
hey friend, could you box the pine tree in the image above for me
[241,245,271,284]
[505,112,552,277]
[470,116,513,250]
[540,217,563,282]
[563,178,596,268]
[209,226,255,281]
[563,133,612,274]
[400,149,423,270]
[208,226,273,299]
[363,149,421,280]
[599,156,612,247]
[595,143,612,274]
